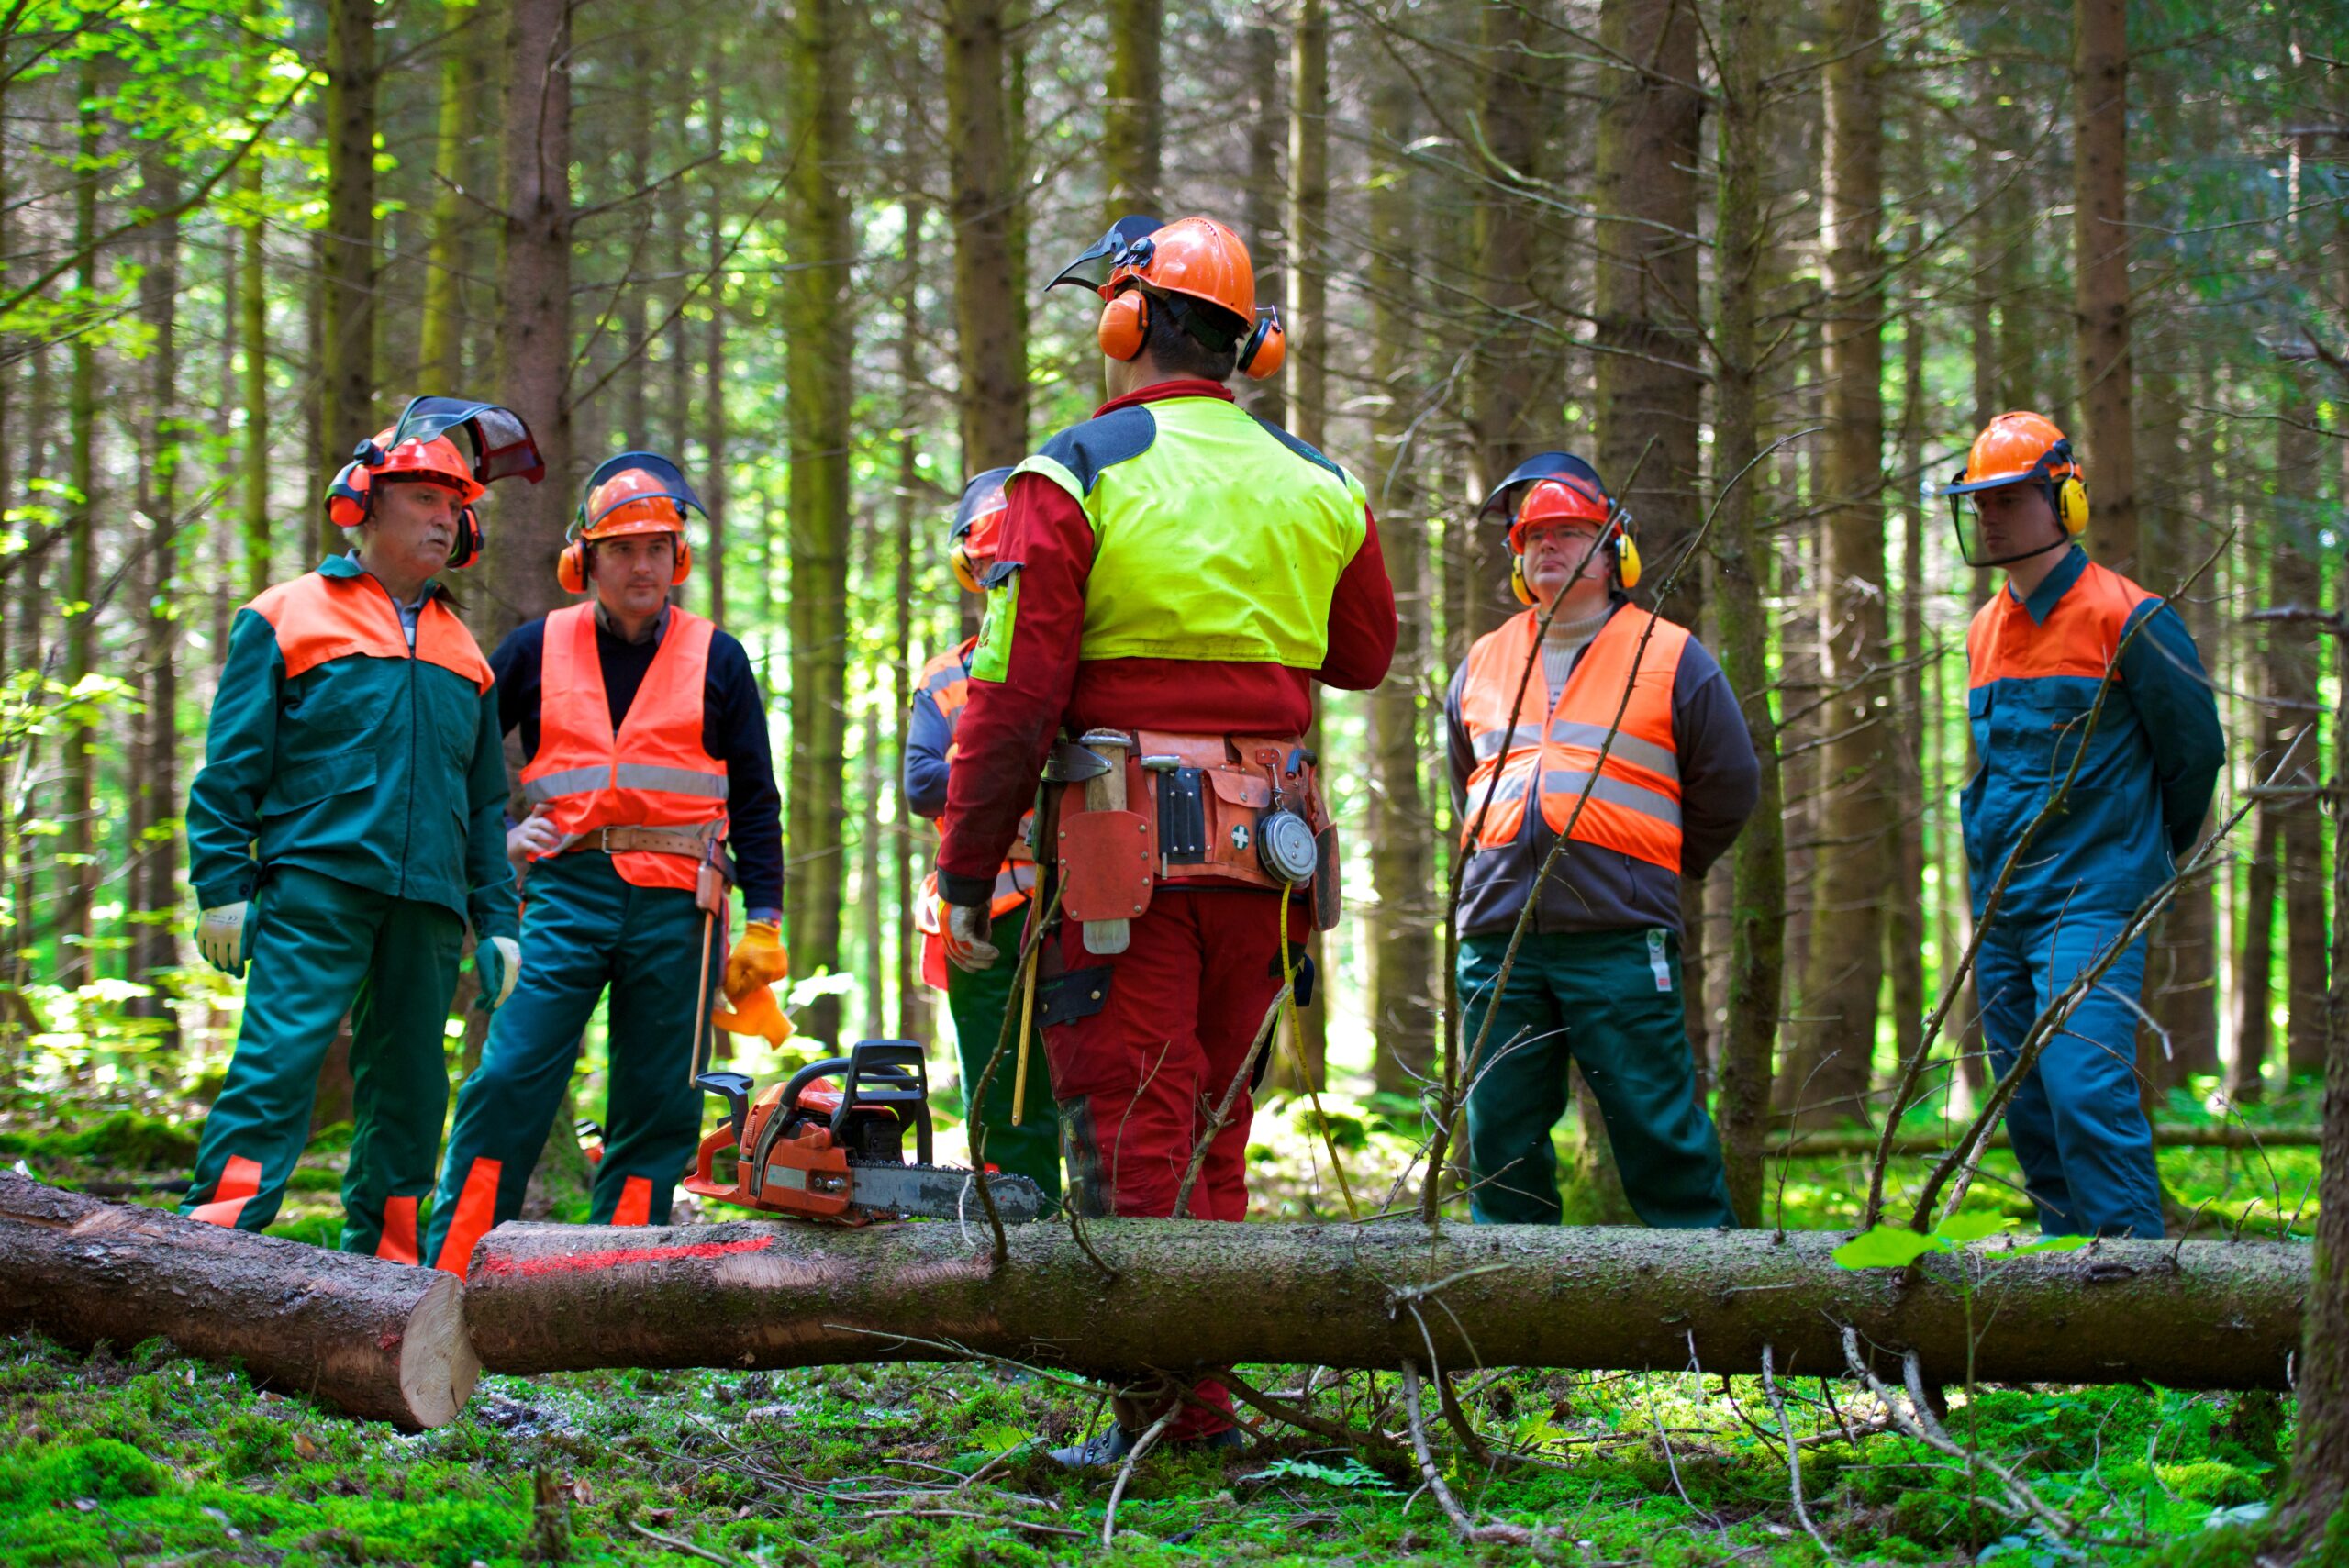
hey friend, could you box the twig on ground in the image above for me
[1100,1405,1181,1546]
[856,1508,1083,1537]
[1763,1344,1837,1560]
[1399,1358,1533,1546]
[628,1519,751,1566]
[1222,1368,1407,1454]
[1838,1327,2073,1538]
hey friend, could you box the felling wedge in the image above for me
[682,1039,1051,1224]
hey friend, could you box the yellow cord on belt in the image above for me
[1278,882,1358,1221]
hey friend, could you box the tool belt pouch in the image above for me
[1051,730,1338,928]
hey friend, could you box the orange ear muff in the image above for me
[1098,291,1149,361]
[1237,313,1286,382]
[951,543,983,594]
[557,540,587,594]
[1509,555,1533,606]
[670,538,692,585]
[327,462,372,529]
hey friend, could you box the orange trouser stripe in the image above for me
[375,1195,420,1265]
[612,1174,652,1228]
[431,1157,504,1280]
[189,1155,262,1229]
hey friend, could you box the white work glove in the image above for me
[507,805,562,873]
[942,902,1000,973]
[197,903,250,978]
[473,935,521,1013]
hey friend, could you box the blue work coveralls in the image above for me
[1962,545,2223,1238]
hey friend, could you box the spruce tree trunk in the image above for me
[1887,296,1927,1108]
[892,201,930,1046]
[1783,0,1888,1129]
[488,0,573,645]
[785,0,854,1047]
[319,0,377,534]
[419,0,475,395]
[700,41,729,627]
[131,150,181,1044]
[239,106,270,601]
[61,60,99,983]
[2231,806,2281,1106]
[1709,0,1782,1225]
[463,1217,2310,1394]
[945,0,1028,474]
[2072,0,2136,575]
[1240,21,1285,427]
[2274,375,2328,1083]
[1102,0,1162,220]
[1365,64,1433,1098]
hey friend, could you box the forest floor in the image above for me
[0,1078,2326,1566]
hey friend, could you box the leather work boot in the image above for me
[1047,1424,1243,1470]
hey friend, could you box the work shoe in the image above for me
[1047,1424,1242,1470]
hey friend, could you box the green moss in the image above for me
[2158,1461,2266,1507]
[0,1437,168,1506]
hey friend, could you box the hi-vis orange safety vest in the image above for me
[519,602,729,891]
[1455,606,1688,872]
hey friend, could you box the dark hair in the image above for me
[1141,292,1242,382]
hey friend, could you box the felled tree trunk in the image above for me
[1769,1125,2323,1158]
[0,1174,474,1429]
[465,1217,2306,1392]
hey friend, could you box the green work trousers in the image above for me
[1459,926,1735,1229]
[425,851,718,1273]
[181,865,463,1258]
[948,905,1061,1204]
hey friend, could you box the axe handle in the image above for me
[1011,948,1039,1127]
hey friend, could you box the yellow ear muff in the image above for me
[1616,531,1642,590]
[1508,556,1533,606]
[951,543,983,594]
[2058,476,2089,536]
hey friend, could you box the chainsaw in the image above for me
[682,1040,1050,1225]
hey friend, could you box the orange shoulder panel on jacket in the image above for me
[249,572,494,689]
[1966,562,2153,689]
[416,600,495,692]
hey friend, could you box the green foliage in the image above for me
[1238,1454,1395,1491]
[1832,1209,2091,1268]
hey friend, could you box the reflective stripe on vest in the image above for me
[1014,396,1368,667]
[518,603,729,892]
[1456,606,1689,873]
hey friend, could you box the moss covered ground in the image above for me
[0,1078,2325,1564]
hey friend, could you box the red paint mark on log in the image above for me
[477,1237,776,1278]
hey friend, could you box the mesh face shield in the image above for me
[1943,473,2068,569]
[388,396,547,488]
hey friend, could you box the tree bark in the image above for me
[1887,296,1926,1108]
[1781,0,1888,1129]
[2072,0,2135,576]
[945,0,1028,474]
[2274,373,2327,1083]
[1240,19,1285,427]
[130,145,181,1044]
[1460,0,1551,639]
[239,80,271,602]
[699,39,729,627]
[464,1218,2308,1393]
[419,0,476,395]
[319,0,378,539]
[892,198,930,1047]
[2230,804,2281,1105]
[1769,1124,2323,1158]
[487,0,574,646]
[785,0,854,1046]
[61,59,99,982]
[1366,63,1433,1098]
[1709,0,1784,1225]
[0,1174,474,1430]
[1102,0,1162,219]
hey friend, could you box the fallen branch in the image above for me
[1401,1358,1531,1545]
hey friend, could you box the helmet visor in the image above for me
[1944,473,2071,570]
[391,396,546,487]
[1477,450,1611,525]
[1045,215,1163,294]
[952,466,1017,542]
[578,450,707,534]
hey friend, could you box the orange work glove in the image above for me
[712,985,795,1047]
[723,920,789,1001]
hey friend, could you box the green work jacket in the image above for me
[186,555,518,940]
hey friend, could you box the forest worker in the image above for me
[1944,411,2222,1240]
[937,214,1397,1464]
[1446,453,1755,1230]
[903,467,1058,1205]
[424,451,788,1277]
[181,396,544,1259]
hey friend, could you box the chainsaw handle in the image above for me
[779,1043,934,1167]
[696,1071,756,1153]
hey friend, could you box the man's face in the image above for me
[1519,517,1611,603]
[588,530,678,617]
[363,480,462,581]
[1970,481,2065,562]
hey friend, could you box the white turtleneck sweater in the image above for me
[1538,604,1614,694]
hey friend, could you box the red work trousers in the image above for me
[1043,884,1310,1440]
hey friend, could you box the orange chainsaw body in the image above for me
[682,1078,889,1223]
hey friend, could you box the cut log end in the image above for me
[396,1273,480,1431]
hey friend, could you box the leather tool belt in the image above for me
[1044,728,1341,934]
[562,823,738,911]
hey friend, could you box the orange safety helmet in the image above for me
[949,467,1015,594]
[1939,410,2089,567]
[1047,215,1286,381]
[324,396,543,570]
[557,450,705,593]
[1476,451,1641,602]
